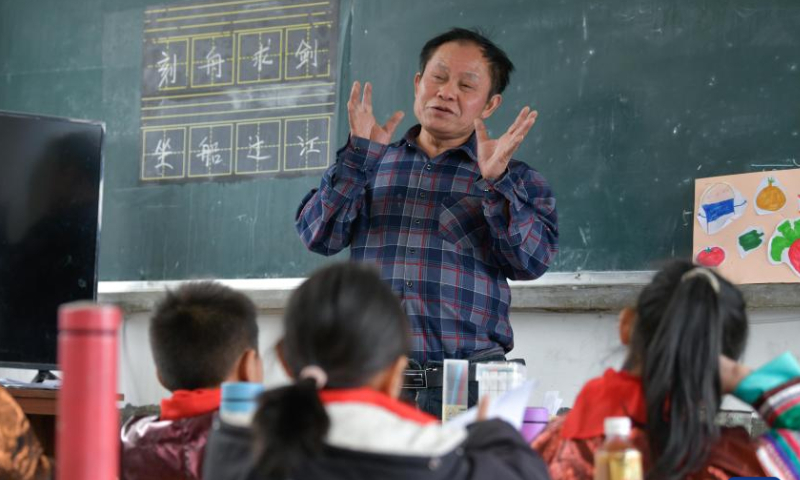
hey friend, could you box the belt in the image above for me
[402,358,525,389]
[402,365,476,389]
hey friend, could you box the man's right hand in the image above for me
[347,81,404,145]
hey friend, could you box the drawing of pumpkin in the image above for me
[756,178,786,211]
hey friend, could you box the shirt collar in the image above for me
[319,387,438,425]
[160,388,221,421]
[401,124,479,163]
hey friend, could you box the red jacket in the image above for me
[120,389,220,480]
[533,367,800,480]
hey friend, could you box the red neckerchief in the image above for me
[560,369,647,439]
[160,388,221,421]
[319,388,438,425]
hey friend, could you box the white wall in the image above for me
[116,307,800,408]
[3,308,797,409]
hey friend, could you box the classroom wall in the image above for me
[2,307,797,409]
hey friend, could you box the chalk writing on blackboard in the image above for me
[139,0,339,183]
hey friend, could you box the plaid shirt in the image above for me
[296,125,558,363]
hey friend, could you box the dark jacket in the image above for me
[204,389,549,480]
[121,411,214,480]
[206,418,548,480]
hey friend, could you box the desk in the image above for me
[7,388,124,458]
[7,388,57,456]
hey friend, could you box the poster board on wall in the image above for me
[693,168,800,284]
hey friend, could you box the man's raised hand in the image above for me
[347,81,404,145]
[474,107,538,181]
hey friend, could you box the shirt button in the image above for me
[419,192,426,198]
[409,248,416,254]
[425,164,432,171]
[406,280,413,288]
[414,219,421,225]
[354,146,361,153]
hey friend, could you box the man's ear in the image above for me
[618,307,636,346]
[481,94,503,119]
[414,72,421,95]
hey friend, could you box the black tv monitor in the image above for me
[0,111,104,370]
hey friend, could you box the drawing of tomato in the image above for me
[789,240,800,273]
[696,247,726,267]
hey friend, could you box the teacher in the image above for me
[296,28,558,416]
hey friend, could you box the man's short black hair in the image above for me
[419,27,515,97]
[150,281,258,391]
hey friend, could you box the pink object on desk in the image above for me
[57,303,121,480]
[520,407,549,442]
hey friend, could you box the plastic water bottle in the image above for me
[594,417,643,480]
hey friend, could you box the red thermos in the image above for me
[57,302,121,480]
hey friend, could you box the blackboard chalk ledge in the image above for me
[97,272,800,314]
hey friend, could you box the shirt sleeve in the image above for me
[474,163,559,280]
[295,136,386,255]
[732,353,800,480]
[734,352,800,428]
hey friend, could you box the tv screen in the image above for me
[0,111,104,370]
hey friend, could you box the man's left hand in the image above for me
[474,107,538,181]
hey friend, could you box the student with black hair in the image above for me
[203,262,550,480]
[533,260,800,480]
[121,281,262,480]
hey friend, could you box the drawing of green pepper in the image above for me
[738,229,764,252]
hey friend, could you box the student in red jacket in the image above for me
[121,281,262,480]
[533,260,800,480]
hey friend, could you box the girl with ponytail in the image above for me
[533,260,800,480]
[204,262,550,480]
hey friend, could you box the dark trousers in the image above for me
[401,353,507,419]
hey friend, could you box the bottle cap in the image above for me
[604,416,632,437]
[220,381,265,427]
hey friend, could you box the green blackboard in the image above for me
[1,0,799,280]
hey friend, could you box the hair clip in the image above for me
[299,365,328,389]
[682,267,721,294]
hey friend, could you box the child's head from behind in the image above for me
[253,262,410,479]
[625,260,748,480]
[281,261,410,391]
[150,281,261,391]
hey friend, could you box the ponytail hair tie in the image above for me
[682,267,721,294]
[299,365,328,389]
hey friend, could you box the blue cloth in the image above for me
[734,352,800,404]
[296,126,558,363]
[702,198,735,222]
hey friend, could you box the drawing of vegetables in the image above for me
[738,229,764,252]
[756,178,786,212]
[768,218,800,277]
[696,247,726,267]
[737,226,766,259]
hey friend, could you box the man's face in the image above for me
[414,41,501,142]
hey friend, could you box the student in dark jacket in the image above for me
[203,262,549,480]
[121,281,263,480]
